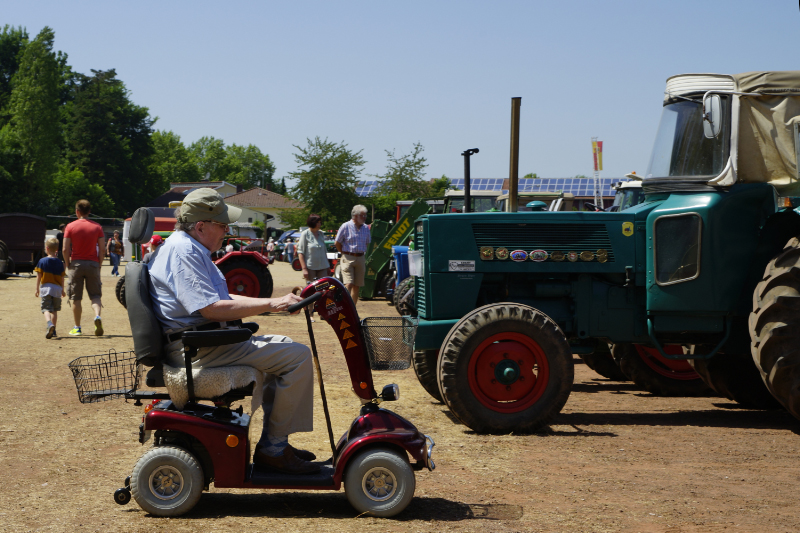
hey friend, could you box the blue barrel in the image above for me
[392,246,410,282]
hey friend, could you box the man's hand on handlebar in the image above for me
[272,292,304,314]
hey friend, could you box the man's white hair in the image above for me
[351,204,368,217]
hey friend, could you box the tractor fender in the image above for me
[214,250,269,268]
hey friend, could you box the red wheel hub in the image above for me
[634,345,701,380]
[467,332,549,413]
[225,268,260,297]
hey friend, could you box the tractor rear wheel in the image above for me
[413,350,442,402]
[689,352,780,409]
[218,258,273,298]
[393,277,412,310]
[116,276,127,308]
[581,343,627,381]
[613,344,710,396]
[749,236,800,416]
[381,273,396,302]
[437,303,573,433]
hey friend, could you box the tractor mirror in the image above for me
[703,94,721,139]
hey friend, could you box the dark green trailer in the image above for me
[412,71,800,433]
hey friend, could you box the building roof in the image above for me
[224,187,304,209]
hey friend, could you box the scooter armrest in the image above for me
[181,328,252,349]
[242,322,259,334]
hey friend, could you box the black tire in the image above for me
[115,276,127,308]
[437,303,573,433]
[749,236,800,415]
[0,239,8,259]
[344,447,415,518]
[217,257,273,298]
[413,350,442,402]
[580,343,627,381]
[393,277,412,310]
[130,446,204,517]
[613,343,710,396]
[0,240,9,279]
[689,352,780,409]
[380,271,396,301]
[114,487,131,505]
[398,287,416,317]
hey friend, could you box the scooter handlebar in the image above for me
[287,291,324,314]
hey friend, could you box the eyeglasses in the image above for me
[355,213,367,218]
[203,220,229,232]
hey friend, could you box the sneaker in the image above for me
[69,327,82,336]
[94,317,103,336]
[46,325,55,339]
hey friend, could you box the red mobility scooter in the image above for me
[68,208,434,518]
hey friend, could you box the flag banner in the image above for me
[592,140,598,172]
[597,141,603,171]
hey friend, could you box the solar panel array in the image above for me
[355,180,379,196]
[355,177,628,197]
[447,178,506,191]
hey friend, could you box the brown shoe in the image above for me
[254,444,320,474]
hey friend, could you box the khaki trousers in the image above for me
[166,333,313,436]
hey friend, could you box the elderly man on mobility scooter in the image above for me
[148,188,319,474]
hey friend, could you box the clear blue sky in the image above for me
[5,1,799,185]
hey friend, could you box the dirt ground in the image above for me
[2,260,800,532]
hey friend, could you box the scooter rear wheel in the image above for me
[344,447,415,518]
[130,446,204,517]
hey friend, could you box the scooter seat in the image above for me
[145,364,261,410]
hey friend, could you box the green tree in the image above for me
[574,174,589,179]
[5,26,62,197]
[370,143,429,221]
[49,165,115,216]
[188,136,226,181]
[0,25,28,127]
[66,68,155,216]
[283,137,364,228]
[150,130,201,187]
[523,172,539,179]
[221,143,276,190]
[278,177,287,194]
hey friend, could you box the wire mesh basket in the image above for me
[360,316,418,371]
[68,350,140,403]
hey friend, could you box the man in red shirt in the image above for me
[63,199,106,336]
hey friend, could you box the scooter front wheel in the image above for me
[130,446,204,517]
[344,447,415,518]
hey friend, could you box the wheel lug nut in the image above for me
[506,386,511,391]
[490,362,495,368]
[520,376,525,381]
[503,353,509,358]
[491,379,497,384]
[518,360,524,365]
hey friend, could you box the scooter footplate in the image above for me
[248,463,335,487]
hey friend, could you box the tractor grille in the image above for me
[415,275,426,318]
[471,223,615,262]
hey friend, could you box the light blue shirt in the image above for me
[148,231,231,332]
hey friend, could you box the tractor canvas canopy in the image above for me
[733,71,800,194]
[661,71,800,193]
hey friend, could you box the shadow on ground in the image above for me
[141,493,523,521]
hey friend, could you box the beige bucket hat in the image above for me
[178,188,242,224]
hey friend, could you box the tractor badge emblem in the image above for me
[580,251,595,262]
[567,251,579,262]
[480,247,494,261]
[495,247,510,260]
[510,250,528,262]
[596,249,608,263]
[551,251,565,262]
[622,222,634,237]
[529,249,548,262]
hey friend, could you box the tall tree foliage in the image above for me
[0,25,28,127]
[66,69,155,216]
[151,130,201,186]
[370,143,430,221]
[282,137,364,229]
[221,143,276,190]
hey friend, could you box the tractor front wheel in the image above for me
[115,276,127,308]
[437,303,573,433]
[749,236,800,415]
[614,344,710,396]
[689,352,779,409]
[218,258,273,298]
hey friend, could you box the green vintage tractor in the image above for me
[412,71,800,432]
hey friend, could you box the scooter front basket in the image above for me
[68,350,140,403]
[360,316,418,371]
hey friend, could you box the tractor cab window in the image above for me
[654,213,702,285]
[645,97,729,180]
